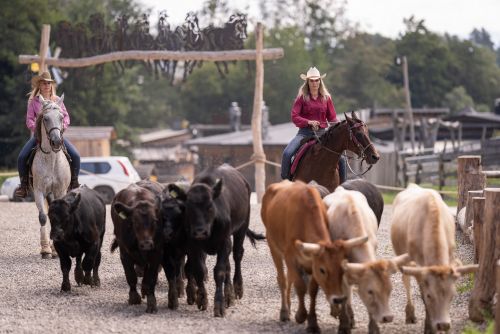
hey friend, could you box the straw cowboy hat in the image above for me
[300,67,326,80]
[31,71,54,87]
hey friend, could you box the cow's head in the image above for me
[113,196,161,251]
[342,253,410,323]
[401,264,478,332]
[295,235,369,305]
[160,184,187,241]
[48,192,81,242]
[184,179,222,240]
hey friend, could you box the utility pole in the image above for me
[402,56,416,153]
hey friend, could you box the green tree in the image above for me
[443,86,474,114]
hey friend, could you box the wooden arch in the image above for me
[19,23,284,202]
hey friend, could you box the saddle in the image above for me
[26,144,72,190]
[290,139,316,177]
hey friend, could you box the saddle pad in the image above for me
[290,139,316,176]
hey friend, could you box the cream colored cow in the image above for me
[325,186,409,334]
[390,183,478,333]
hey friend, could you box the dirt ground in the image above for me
[0,201,479,333]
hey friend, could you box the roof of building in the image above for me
[64,126,115,140]
[444,110,500,124]
[187,122,297,146]
[139,129,191,144]
[132,146,182,161]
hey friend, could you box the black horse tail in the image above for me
[246,229,266,248]
[110,238,119,253]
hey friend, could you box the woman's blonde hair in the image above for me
[27,81,56,101]
[297,78,331,102]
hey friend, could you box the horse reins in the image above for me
[314,121,375,177]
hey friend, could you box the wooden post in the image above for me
[469,188,500,322]
[472,197,485,264]
[251,23,266,203]
[463,190,484,237]
[457,156,485,214]
[496,260,500,334]
[38,24,51,73]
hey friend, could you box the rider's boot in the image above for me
[69,171,80,190]
[14,175,29,198]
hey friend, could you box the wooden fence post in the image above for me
[469,188,500,322]
[462,190,484,239]
[457,156,485,215]
[472,197,485,264]
[251,23,266,203]
[496,260,500,334]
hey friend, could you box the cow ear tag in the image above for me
[118,212,127,220]
[170,190,178,198]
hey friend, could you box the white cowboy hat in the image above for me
[31,71,54,87]
[300,67,326,80]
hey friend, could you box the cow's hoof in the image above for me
[338,326,351,334]
[330,304,340,318]
[280,309,290,322]
[61,282,71,292]
[176,278,185,298]
[51,252,58,259]
[146,296,158,314]
[92,276,101,288]
[75,269,84,285]
[405,304,417,324]
[196,290,207,311]
[234,281,243,299]
[295,309,307,324]
[224,284,235,307]
[41,252,51,259]
[129,291,141,305]
[213,302,225,317]
[306,323,320,333]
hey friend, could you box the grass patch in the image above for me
[457,273,475,293]
[462,319,494,334]
[381,183,458,206]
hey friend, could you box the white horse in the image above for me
[32,95,71,259]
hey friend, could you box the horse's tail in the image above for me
[110,238,119,253]
[246,229,266,248]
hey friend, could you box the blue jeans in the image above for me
[281,127,347,183]
[17,137,80,178]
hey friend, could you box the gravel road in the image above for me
[0,201,476,333]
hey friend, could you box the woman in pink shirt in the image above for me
[280,67,346,182]
[15,71,80,198]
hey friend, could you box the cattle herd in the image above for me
[44,163,476,334]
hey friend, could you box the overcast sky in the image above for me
[139,0,500,46]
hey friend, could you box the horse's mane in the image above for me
[299,120,346,146]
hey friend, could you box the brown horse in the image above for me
[293,111,380,192]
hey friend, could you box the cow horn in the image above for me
[456,264,479,274]
[295,240,321,254]
[392,253,411,266]
[341,260,365,273]
[401,266,424,276]
[343,235,368,249]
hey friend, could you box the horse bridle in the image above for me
[314,121,375,176]
[39,110,64,154]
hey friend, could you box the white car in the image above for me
[1,156,141,204]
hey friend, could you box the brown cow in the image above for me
[324,186,410,333]
[261,180,367,333]
[391,184,478,333]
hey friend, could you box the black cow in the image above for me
[110,180,164,313]
[160,183,208,310]
[47,186,106,292]
[341,178,384,225]
[183,164,265,317]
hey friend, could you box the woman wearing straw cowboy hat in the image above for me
[280,66,347,182]
[14,71,81,198]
